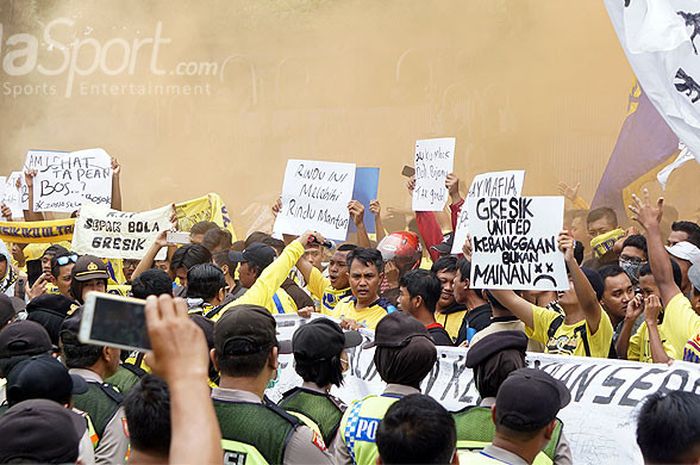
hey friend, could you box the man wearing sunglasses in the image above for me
[50,253,78,300]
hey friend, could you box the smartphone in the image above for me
[166,230,190,245]
[26,260,44,287]
[79,292,151,351]
[401,165,415,177]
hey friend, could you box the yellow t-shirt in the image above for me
[526,304,614,357]
[628,321,678,363]
[658,293,700,357]
[330,296,394,330]
[435,309,467,341]
[306,267,352,314]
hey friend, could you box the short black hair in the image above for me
[456,258,471,282]
[170,244,211,272]
[337,243,358,253]
[587,207,618,228]
[261,236,285,256]
[399,270,442,313]
[42,244,69,260]
[622,234,648,255]
[672,221,700,248]
[294,356,344,388]
[213,251,238,278]
[430,255,458,274]
[347,248,384,274]
[124,375,171,458]
[639,261,683,288]
[636,391,700,464]
[245,231,271,249]
[189,221,219,236]
[202,228,232,253]
[186,264,226,301]
[598,265,628,284]
[216,348,271,378]
[59,328,102,369]
[377,394,456,465]
[50,253,74,278]
[131,269,172,299]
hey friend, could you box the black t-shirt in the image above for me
[427,323,454,346]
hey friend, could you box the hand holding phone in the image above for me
[80,292,151,351]
[166,230,191,245]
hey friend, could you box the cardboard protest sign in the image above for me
[72,203,172,260]
[451,170,526,254]
[349,167,380,234]
[3,172,28,219]
[26,148,112,213]
[468,196,568,290]
[273,159,356,241]
[412,137,455,211]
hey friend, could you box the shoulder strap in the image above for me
[574,324,591,357]
[97,382,124,405]
[272,293,285,314]
[121,361,147,378]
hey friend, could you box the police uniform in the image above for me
[212,388,333,465]
[69,368,129,465]
[333,384,420,465]
[460,445,531,464]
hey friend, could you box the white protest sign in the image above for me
[468,196,568,290]
[269,314,700,465]
[451,170,526,254]
[3,172,27,219]
[412,137,455,211]
[273,159,356,241]
[72,203,172,260]
[26,148,112,213]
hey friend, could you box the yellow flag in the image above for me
[0,219,75,244]
[174,193,237,241]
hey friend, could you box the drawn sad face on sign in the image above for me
[532,261,559,289]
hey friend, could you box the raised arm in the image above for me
[348,200,371,248]
[490,289,535,329]
[645,294,673,364]
[110,158,122,211]
[559,230,602,333]
[132,230,168,281]
[615,293,643,360]
[369,200,385,243]
[23,170,44,221]
[629,190,679,306]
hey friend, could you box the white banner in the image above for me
[2,172,28,219]
[468,196,567,290]
[451,170,526,254]
[605,0,700,164]
[72,203,172,260]
[412,138,455,211]
[26,148,112,213]
[269,315,700,465]
[273,159,356,241]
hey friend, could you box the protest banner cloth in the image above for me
[605,0,700,165]
[451,170,526,254]
[269,314,700,465]
[26,148,112,213]
[467,195,568,290]
[412,138,455,211]
[2,172,28,219]
[174,192,238,241]
[0,218,75,244]
[72,203,173,260]
[273,159,356,241]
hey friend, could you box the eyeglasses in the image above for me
[55,254,78,266]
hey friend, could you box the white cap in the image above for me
[689,264,700,292]
[666,241,700,267]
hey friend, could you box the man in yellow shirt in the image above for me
[333,248,397,330]
[295,244,357,314]
[629,190,700,363]
[491,231,614,358]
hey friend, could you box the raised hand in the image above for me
[629,188,664,229]
[348,200,365,227]
[557,181,580,202]
[557,230,575,263]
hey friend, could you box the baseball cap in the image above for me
[496,368,571,431]
[292,318,362,362]
[6,355,88,406]
[466,331,528,367]
[666,241,700,266]
[214,304,291,355]
[230,243,276,271]
[430,232,455,256]
[365,312,430,349]
[71,254,109,282]
[0,320,53,359]
[0,398,83,463]
[689,264,700,292]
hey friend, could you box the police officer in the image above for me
[60,312,129,465]
[278,318,363,449]
[211,304,334,465]
[334,311,438,465]
[454,331,572,465]
[462,368,571,465]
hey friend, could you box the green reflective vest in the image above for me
[214,399,299,465]
[453,406,563,465]
[72,382,123,444]
[278,387,345,447]
[105,363,146,396]
[339,394,401,465]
